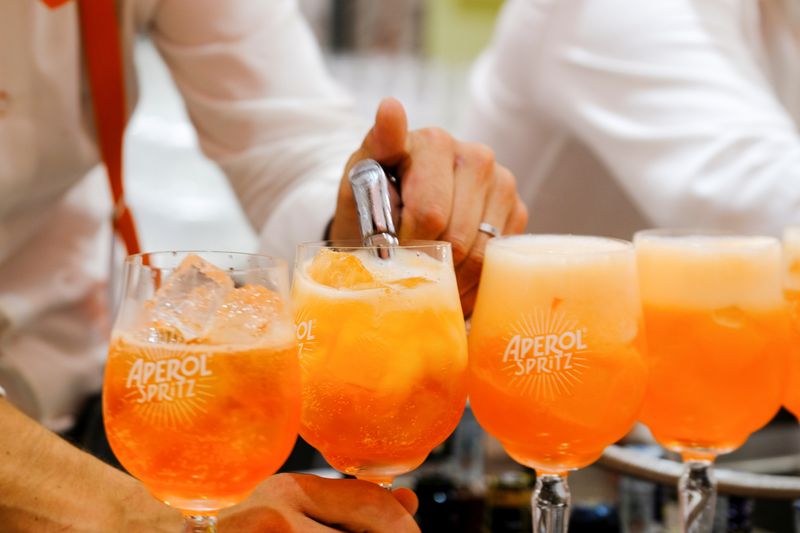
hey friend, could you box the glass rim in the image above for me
[297,239,452,251]
[486,233,634,256]
[783,226,800,241]
[633,228,779,248]
[124,250,288,273]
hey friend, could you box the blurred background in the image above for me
[122,2,800,531]
[125,0,503,252]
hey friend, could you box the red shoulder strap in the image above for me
[76,0,141,255]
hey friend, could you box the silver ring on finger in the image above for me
[478,222,502,239]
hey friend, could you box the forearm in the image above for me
[0,399,180,532]
[529,0,800,232]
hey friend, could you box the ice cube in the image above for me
[711,306,746,329]
[321,327,426,396]
[307,249,382,289]
[205,284,283,344]
[142,321,187,344]
[386,276,433,289]
[145,254,234,341]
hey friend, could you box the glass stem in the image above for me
[532,473,570,533]
[358,475,393,490]
[182,514,218,533]
[679,460,717,533]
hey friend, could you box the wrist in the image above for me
[115,479,182,533]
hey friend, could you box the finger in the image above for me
[397,127,457,241]
[455,163,518,295]
[441,143,496,266]
[290,475,420,533]
[460,285,480,318]
[332,98,409,241]
[392,488,419,516]
[345,97,410,170]
[301,516,348,533]
[361,97,409,164]
[504,198,529,235]
[219,504,303,531]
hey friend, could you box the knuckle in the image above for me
[463,245,486,277]
[459,143,495,186]
[495,167,518,200]
[271,472,299,493]
[516,200,530,229]
[412,204,448,235]
[269,472,292,488]
[444,233,470,262]
[471,143,496,172]
[418,127,453,149]
[357,485,388,511]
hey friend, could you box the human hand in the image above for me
[331,98,528,315]
[218,473,420,532]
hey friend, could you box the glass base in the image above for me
[679,459,717,533]
[163,495,238,514]
[532,474,570,533]
[182,514,217,533]
[339,456,425,486]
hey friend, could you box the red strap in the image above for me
[76,0,141,255]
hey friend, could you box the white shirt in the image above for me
[465,0,800,239]
[0,0,361,430]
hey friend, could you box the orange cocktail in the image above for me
[104,338,298,508]
[292,242,467,487]
[103,252,300,528]
[468,235,646,531]
[636,234,789,455]
[635,230,790,532]
[782,226,800,418]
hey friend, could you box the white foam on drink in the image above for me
[782,227,800,291]
[476,235,641,346]
[636,234,783,310]
[488,234,631,263]
[354,248,443,282]
[296,248,456,301]
[481,234,637,303]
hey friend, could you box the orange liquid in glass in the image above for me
[782,288,800,419]
[640,304,790,456]
[636,235,791,458]
[103,336,300,510]
[469,332,646,473]
[292,250,468,483]
[468,236,647,474]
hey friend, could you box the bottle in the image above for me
[414,406,486,533]
[483,470,535,533]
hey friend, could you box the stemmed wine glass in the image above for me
[103,251,301,532]
[634,229,790,532]
[468,234,648,532]
[291,241,468,489]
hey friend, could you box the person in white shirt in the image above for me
[465,0,800,239]
[0,0,527,530]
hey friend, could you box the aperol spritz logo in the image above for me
[123,344,216,427]
[295,309,319,376]
[500,310,589,400]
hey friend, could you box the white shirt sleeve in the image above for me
[474,0,800,234]
[149,0,365,260]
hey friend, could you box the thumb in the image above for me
[391,488,419,516]
[331,98,408,241]
[361,97,409,165]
